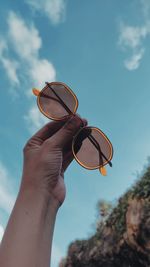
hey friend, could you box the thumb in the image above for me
[47,115,87,149]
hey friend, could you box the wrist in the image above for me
[19,177,60,211]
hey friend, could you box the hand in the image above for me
[21,115,87,207]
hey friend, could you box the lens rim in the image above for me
[72,126,113,170]
[37,81,79,120]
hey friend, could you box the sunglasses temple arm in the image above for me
[40,93,65,104]
[88,135,104,166]
[33,89,61,105]
[88,135,112,167]
[45,82,73,115]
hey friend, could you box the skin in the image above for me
[0,114,87,267]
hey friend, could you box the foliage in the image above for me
[61,165,150,266]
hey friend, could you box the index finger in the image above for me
[26,118,70,147]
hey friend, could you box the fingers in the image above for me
[62,150,74,172]
[47,115,87,149]
[62,142,74,171]
[62,133,85,171]
[25,118,69,148]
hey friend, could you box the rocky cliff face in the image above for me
[59,167,150,267]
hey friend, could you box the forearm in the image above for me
[0,182,59,267]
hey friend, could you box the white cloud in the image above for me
[118,2,150,71]
[26,0,67,24]
[0,162,16,214]
[124,49,145,71]
[119,24,148,50]
[1,57,20,85]
[29,58,56,88]
[8,12,42,59]
[1,11,56,132]
[24,105,49,133]
[0,40,20,85]
[0,225,4,242]
[6,12,56,132]
[0,11,56,91]
[7,11,56,89]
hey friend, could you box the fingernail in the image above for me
[82,119,88,127]
[65,114,88,130]
[76,113,88,126]
[75,115,88,127]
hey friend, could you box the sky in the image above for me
[0,0,150,266]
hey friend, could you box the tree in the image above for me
[60,166,150,267]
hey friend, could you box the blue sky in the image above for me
[1,0,150,266]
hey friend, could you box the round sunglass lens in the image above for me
[72,127,113,169]
[38,82,78,120]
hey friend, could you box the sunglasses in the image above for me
[32,82,113,176]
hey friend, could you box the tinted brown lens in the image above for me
[38,83,78,119]
[73,127,113,169]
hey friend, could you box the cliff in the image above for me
[59,166,150,267]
